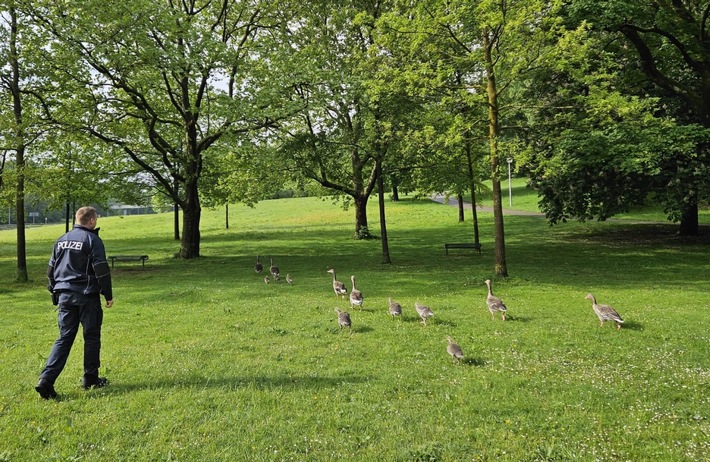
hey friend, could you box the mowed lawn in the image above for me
[1,196,709,461]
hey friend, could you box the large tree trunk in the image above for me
[391,175,400,201]
[10,6,28,282]
[353,194,370,239]
[173,176,180,240]
[469,186,480,245]
[484,30,508,277]
[178,178,201,258]
[616,22,706,237]
[65,202,71,233]
[15,147,28,282]
[377,161,391,263]
[173,203,180,240]
[679,200,699,236]
[464,139,480,245]
[457,193,465,222]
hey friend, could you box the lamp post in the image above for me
[506,158,513,207]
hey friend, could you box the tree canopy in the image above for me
[525,0,710,234]
[21,0,304,258]
[1,0,708,277]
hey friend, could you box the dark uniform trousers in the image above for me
[40,291,104,384]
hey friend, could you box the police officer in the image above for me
[36,206,114,399]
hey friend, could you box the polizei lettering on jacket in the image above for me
[57,241,84,251]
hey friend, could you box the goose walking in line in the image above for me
[446,336,464,364]
[254,255,263,273]
[350,275,363,309]
[264,275,270,284]
[484,279,507,321]
[269,258,280,281]
[327,268,347,298]
[336,308,352,332]
[585,294,624,330]
[415,302,434,325]
[388,298,402,319]
[286,274,293,285]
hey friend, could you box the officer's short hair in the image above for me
[76,206,98,225]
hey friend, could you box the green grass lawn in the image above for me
[480,177,710,225]
[1,196,709,461]
[479,177,542,213]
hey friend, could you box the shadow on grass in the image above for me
[98,374,371,396]
[104,218,710,296]
[461,357,486,367]
[395,315,457,327]
[350,307,377,314]
[591,320,644,331]
[503,315,533,323]
[621,320,644,331]
[110,267,159,275]
[333,326,375,335]
[345,325,375,334]
[429,319,457,328]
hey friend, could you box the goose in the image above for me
[264,275,270,284]
[286,274,293,285]
[388,298,402,319]
[254,255,263,273]
[585,294,624,330]
[484,279,507,321]
[415,302,434,325]
[349,275,364,309]
[336,308,352,332]
[269,258,280,281]
[446,336,464,364]
[327,268,347,298]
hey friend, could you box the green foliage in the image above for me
[13,0,310,257]
[523,0,710,232]
[272,1,417,237]
[521,9,710,229]
[4,0,706,256]
[1,197,709,460]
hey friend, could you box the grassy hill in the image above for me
[1,196,708,461]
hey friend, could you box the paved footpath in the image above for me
[431,194,545,217]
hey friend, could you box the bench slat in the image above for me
[444,243,482,255]
[109,255,149,269]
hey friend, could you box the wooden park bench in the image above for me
[109,255,149,270]
[444,243,482,256]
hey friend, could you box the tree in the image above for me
[3,2,29,281]
[26,0,302,258]
[33,141,150,228]
[201,136,287,212]
[275,0,405,242]
[539,0,710,235]
[378,0,562,277]
[523,4,710,234]
[0,1,59,281]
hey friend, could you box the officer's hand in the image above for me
[106,299,114,308]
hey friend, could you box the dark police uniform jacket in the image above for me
[47,224,113,301]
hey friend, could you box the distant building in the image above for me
[107,203,155,216]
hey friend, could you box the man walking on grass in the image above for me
[36,206,114,399]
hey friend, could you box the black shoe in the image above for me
[82,376,108,390]
[35,379,58,400]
